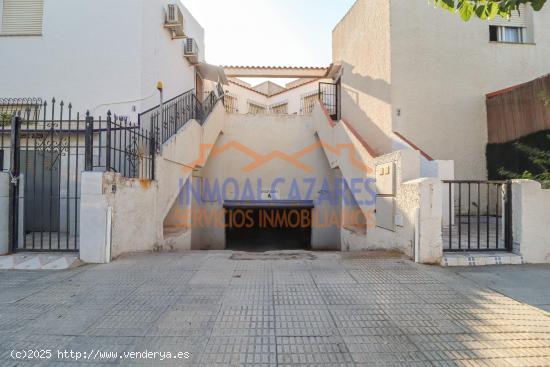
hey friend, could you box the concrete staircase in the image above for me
[157,101,227,250]
[311,101,378,223]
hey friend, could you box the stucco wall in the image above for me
[0,0,202,121]
[332,0,393,155]
[79,101,227,262]
[512,180,550,264]
[0,172,8,255]
[224,82,268,114]
[389,1,550,179]
[192,113,341,250]
[224,79,334,115]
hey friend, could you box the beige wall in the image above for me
[332,0,393,155]
[333,0,550,179]
[390,1,550,179]
[224,79,332,115]
[192,113,341,250]
[512,180,550,264]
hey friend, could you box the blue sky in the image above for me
[183,0,356,67]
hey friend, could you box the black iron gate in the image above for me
[442,180,513,252]
[3,98,155,253]
[5,100,83,252]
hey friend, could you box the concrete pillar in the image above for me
[0,172,9,255]
[512,180,550,263]
[79,172,111,263]
[436,160,455,226]
[402,178,443,264]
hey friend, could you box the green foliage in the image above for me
[499,135,550,189]
[0,112,11,126]
[539,90,550,106]
[431,0,547,21]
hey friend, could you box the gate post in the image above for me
[8,115,21,253]
[84,112,93,171]
[150,115,156,181]
[505,180,513,252]
[106,111,112,172]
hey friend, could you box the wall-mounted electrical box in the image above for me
[375,162,396,196]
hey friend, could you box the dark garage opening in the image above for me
[224,201,313,252]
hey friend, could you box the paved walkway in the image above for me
[0,251,549,366]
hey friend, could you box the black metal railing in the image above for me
[143,85,224,150]
[217,83,225,103]
[319,81,341,121]
[1,98,43,172]
[85,111,155,180]
[5,99,85,252]
[2,97,157,253]
[442,180,513,252]
[202,89,218,119]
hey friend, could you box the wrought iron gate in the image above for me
[442,180,513,252]
[3,97,156,253]
[5,99,83,252]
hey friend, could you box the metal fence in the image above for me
[85,111,155,180]
[442,180,513,252]
[319,81,341,121]
[2,98,155,253]
[2,85,222,253]
[145,85,224,149]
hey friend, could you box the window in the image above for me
[270,103,288,115]
[488,4,533,44]
[0,0,44,36]
[247,102,266,115]
[489,25,525,43]
[300,92,318,114]
[224,94,238,113]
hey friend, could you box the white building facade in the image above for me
[0,0,206,121]
[333,0,550,180]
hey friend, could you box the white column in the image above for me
[0,172,9,255]
[79,172,111,263]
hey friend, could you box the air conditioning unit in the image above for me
[164,3,186,39]
[183,38,199,64]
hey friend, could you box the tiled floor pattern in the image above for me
[0,251,549,366]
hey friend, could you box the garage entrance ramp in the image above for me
[223,200,314,252]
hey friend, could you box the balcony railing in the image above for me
[319,81,341,121]
[139,85,224,151]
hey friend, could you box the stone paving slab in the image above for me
[0,251,549,366]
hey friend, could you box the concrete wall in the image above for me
[0,172,8,255]
[332,0,550,179]
[224,82,268,114]
[80,101,227,262]
[332,0,393,155]
[390,1,550,180]
[512,180,550,264]
[224,79,332,115]
[0,0,202,120]
[402,178,444,264]
[192,113,341,250]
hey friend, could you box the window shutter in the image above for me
[1,0,44,35]
[489,4,529,27]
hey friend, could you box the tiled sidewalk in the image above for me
[0,251,549,366]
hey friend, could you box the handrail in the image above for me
[138,88,194,126]
[148,84,224,150]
